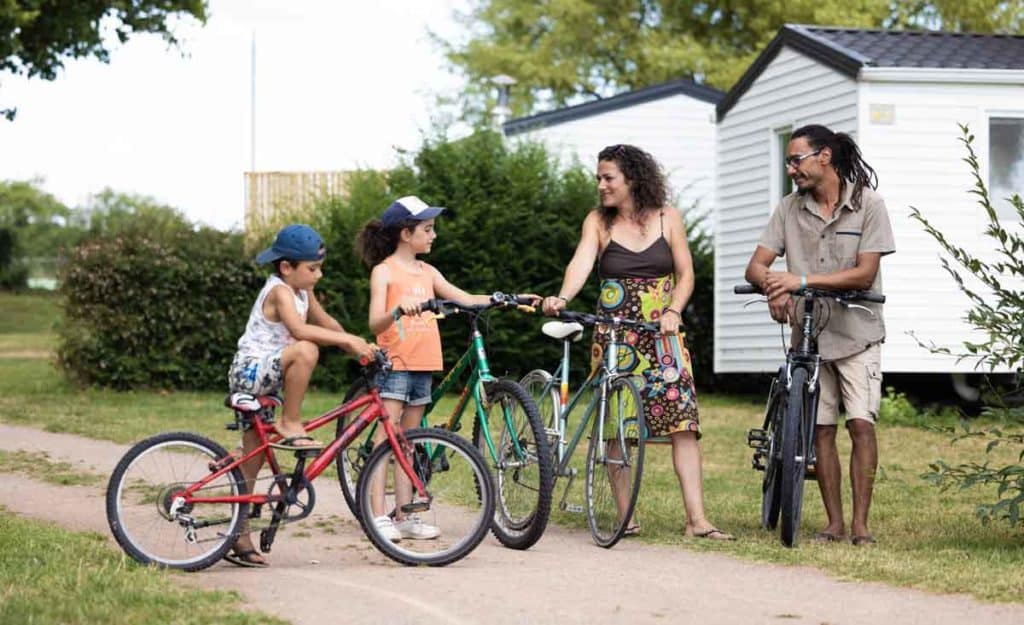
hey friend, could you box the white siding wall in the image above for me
[509,94,717,214]
[714,47,859,372]
[858,80,1024,372]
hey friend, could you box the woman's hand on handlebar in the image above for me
[541,295,567,316]
[659,308,682,336]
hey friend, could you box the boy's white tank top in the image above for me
[236,275,309,358]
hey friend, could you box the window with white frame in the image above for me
[989,117,1024,220]
[773,127,793,205]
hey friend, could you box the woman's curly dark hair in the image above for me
[596,144,668,230]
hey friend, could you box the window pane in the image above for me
[989,117,1024,220]
[778,130,793,200]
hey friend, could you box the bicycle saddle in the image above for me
[225,392,283,413]
[542,321,585,342]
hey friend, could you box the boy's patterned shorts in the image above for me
[228,349,284,395]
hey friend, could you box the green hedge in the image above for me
[57,229,263,389]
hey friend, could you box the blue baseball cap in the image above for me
[255,224,326,264]
[380,195,446,227]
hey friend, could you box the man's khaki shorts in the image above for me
[816,343,882,426]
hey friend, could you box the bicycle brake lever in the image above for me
[742,297,767,308]
[843,302,876,317]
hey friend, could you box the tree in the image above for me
[1,0,208,119]
[911,125,1024,528]
[439,0,1024,118]
[0,178,71,289]
[71,188,193,239]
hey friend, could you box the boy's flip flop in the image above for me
[223,549,268,568]
[269,436,325,451]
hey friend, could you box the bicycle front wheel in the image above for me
[585,375,646,548]
[761,379,786,530]
[780,366,810,547]
[106,432,247,571]
[472,378,554,550]
[356,428,495,566]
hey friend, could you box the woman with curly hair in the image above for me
[542,144,732,540]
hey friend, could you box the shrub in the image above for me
[910,125,1024,528]
[57,227,263,390]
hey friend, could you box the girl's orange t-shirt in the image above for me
[376,257,442,371]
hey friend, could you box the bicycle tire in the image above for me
[356,428,495,566]
[471,378,554,550]
[335,378,374,520]
[106,432,247,571]
[780,366,809,547]
[519,369,560,458]
[761,382,786,530]
[585,375,646,548]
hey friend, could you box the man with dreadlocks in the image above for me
[744,124,895,546]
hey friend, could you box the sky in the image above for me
[0,0,471,231]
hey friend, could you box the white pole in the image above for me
[250,31,256,173]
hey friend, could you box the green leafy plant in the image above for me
[57,225,262,390]
[910,124,1024,528]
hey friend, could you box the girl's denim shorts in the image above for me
[379,370,433,406]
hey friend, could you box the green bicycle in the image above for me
[520,310,654,548]
[335,292,554,550]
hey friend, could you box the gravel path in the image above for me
[2,423,1022,625]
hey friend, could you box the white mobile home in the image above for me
[504,79,723,213]
[713,25,1024,375]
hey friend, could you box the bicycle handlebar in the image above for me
[412,291,537,317]
[733,284,885,304]
[554,310,661,334]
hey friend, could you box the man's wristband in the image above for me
[799,275,807,290]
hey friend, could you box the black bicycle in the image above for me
[735,284,884,547]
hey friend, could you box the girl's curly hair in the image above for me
[596,144,668,229]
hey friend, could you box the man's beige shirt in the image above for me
[758,183,895,361]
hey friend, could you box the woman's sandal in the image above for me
[269,435,325,451]
[623,524,642,537]
[691,527,736,541]
[223,549,268,568]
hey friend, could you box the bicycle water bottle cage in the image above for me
[541,321,585,342]
[224,393,283,430]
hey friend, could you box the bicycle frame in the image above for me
[541,321,634,484]
[179,386,427,508]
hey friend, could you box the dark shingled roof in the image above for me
[718,24,1024,120]
[504,78,723,136]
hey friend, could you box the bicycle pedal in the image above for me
[401,501,430,514]
[294,448,319,459]
[561,503,584,514]
[544,428,559,438]
[746,429,767,447]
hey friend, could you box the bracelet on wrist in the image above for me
[799,275,808,290]
[664,308,681,317]
[555,295,569,303]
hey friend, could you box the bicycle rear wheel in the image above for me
[335,378,376,520]
[585,375,646,548]
[761,379,786,530]
[106,432,247,571]
[780,366,810,547]
[356,428,495,566]
[471,378,554,550]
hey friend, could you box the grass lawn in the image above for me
[0,508,287,625]
[1,292,1022,603]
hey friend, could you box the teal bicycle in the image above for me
[335,292,554,550]
[520,310,655,548]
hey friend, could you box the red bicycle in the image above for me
[105,351,495,569]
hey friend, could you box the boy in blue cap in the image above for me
[225,224,376,567]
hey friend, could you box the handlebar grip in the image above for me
[417,299,441,314]
[857,291,886,304]
[733,284,760,295]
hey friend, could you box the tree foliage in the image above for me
[0,0,207,119]
[911,125,1024,528]
[0,178,69,289]
[439,0,1024,117]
